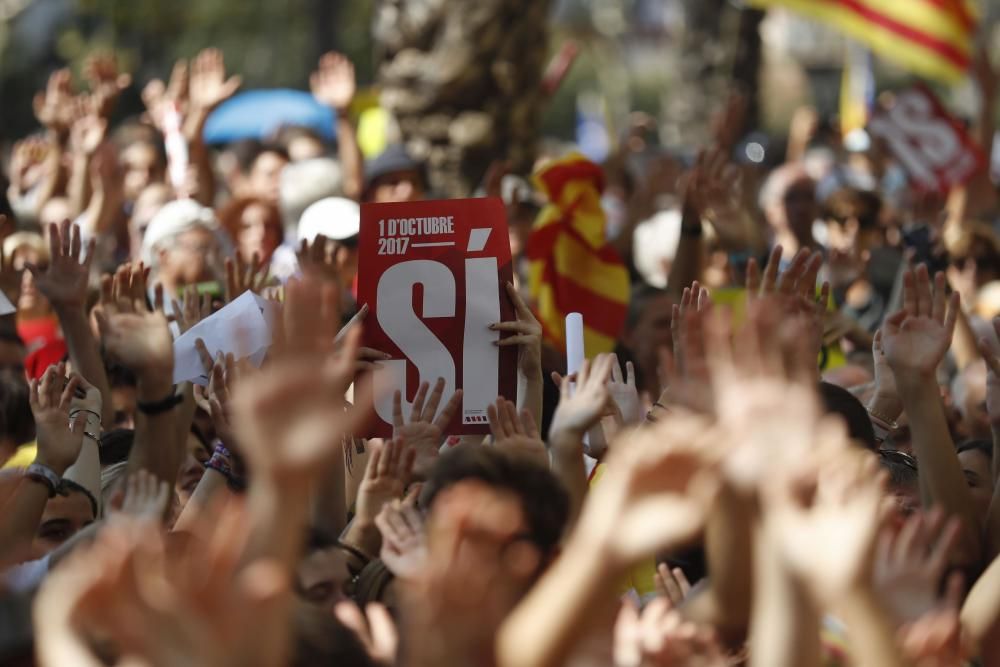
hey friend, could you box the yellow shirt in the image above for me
[2,443,37,469]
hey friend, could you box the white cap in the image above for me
[632,208,681,289]
[297,197,361,243]
[141,200,225,268]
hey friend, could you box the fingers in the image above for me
[408,382,430,423]
[433,388,463,432]
[505,281,533,320]
[902,268,917,316]
[487,400,505,439]
[760,245,782,294]
[915,265,932,317]
[195,338,213,374]
[392,390,404,429]
[421,377,447,423]
[520,408,540,439]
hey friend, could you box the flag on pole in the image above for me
[840,43,875,137]
[526,154,629,355]
[749,0,978,83]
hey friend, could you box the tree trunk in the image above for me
[373,0,553,197]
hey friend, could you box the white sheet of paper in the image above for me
[172,291,273,385]
[0,291,15,316]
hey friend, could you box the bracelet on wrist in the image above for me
[137,391,183,415]
[204,442,246,492]
[25,463,61,498]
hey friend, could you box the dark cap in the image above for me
[363,144,425,191]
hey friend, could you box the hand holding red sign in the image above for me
[868,85,984,193]
[358,197,517,437]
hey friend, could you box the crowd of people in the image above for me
[1,34,1000,667]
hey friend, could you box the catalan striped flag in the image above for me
[527,154,629,355]
[749,0,978,83]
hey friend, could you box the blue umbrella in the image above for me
[202,89,337,144]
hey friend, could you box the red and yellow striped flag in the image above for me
[749,0,977,83]
[526,154,629,355]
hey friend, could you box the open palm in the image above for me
[882,266,959,378]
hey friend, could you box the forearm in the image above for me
[952,306,982,372]
[898,376,982,563]
[189,137,216,207]
[963,552,1000,653]
[128,373,183,490]
[172,468,231,533]
[0,480,51,561]
[835,589,908,667]
[749,527,819,667]
[243,478,311,570]
[54,308,113,428]
[336,116,364,201]
[34,132,68,216]
[694,486,754,647]
[311,455,347,542]
[866,391,903,424]
[517,367,543,433]
[666,207,703,298]
[63,436,101,517]
[339,516,379,562]
[67,154,92,219]
[548,432,588,525]
[495,533,619,667]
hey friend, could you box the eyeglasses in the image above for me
[878,449,918,471]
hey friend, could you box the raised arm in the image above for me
[882,265,982,566]
[28,220,113,428]
[311,52,364,201]
[496,414,720,667]
[0,365,84,562]
[95,293,179,488]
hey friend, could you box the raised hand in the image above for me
[882,265,960,381]
[117,469,171,521]
[27,220,96,311]
[607,354,641,426]
[82,52,131,119]
[33,68,75,133]
[654,563,693,608]
[34,507,293,667]
[95,297,173,381]
[575,414,721,569]
[897,573,970,667]
[762,447,886,603]
[224,250,269,303]
[873,508,962,625]
[171,284,214,335]
[188,48,241,115]
[297,234,342,285]
[613,597,729,667]
[231,278,362,482]
[335,601,399,667]
[68,97,108,157]
[355,437,415,527]
[311,51,356,112]
[487,398,548,467]
[140,60,188,132]
[685,147,748,250]
[549,354,615,439]
[392,378,463,473]
[663,281,713,414]
[491,281,542,377]
[747,245,830,354]
[375,489,428,580]
[31,364,85,475]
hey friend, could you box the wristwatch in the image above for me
[25,463,61,497]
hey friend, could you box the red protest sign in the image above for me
[868,85,983,193]
[357,197,517,437]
